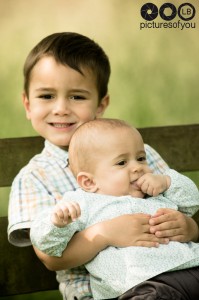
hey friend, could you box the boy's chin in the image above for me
[46,138,69,149]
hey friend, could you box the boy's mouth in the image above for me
[49,122,75,128]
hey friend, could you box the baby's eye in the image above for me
[116,160,127,166]
[137,156,146,162]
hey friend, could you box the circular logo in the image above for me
[141,3,158,21]
[178,3,196,21]
[159,3,177,21]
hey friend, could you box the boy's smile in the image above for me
[23,56,109,148]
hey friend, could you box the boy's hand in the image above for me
[137,173,170,197]
[149,208,199,242]
[98,214,169,248]
[51,201,81,228]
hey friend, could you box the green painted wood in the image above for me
[0,217,58,296]
[0,136,44,187]
[139,124,199,172]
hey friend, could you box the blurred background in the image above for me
[0,0,198,299]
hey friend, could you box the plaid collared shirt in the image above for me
[8,140,169,300]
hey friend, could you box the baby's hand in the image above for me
[137,173,171,197]
[51,201,81,228]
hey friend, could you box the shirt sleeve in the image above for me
[30,191,86,257]
[145,144,169,174]
[8,167,62,246]
[164,169,199,217]
[30,210,81,257]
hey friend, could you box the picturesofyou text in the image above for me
[140,3,196,30]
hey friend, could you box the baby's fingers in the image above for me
[51,210,66,227]
[53,201,81,226]
[67,202,81,221]
[57,202,80,224]
[53,206,65,221]
[137,176,152,194]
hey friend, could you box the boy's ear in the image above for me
[77,172,98,193]
[22,92,31,120]
[96,94,109,118]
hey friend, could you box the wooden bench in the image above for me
[0,124,199,297]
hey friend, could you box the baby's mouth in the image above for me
[130,179,140,190]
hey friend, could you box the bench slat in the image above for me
[0,136,44,187]
[0,217,58,296]
[139,124,199,172]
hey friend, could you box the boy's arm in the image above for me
[32,221,107,270]
[34,213,169,271]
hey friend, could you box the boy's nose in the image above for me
[53,99,71,115]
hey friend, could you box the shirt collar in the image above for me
[43,140,69,168]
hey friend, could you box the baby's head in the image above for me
[23,32,111,102]
[69,118,151,197]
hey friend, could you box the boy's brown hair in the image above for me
[23,32,111,101]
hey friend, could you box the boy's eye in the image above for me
[39,94,54,100]
[69,95,86,101]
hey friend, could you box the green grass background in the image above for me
[0,0,198,299]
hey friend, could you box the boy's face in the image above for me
[23,56,109,148]
[91,128,151,198]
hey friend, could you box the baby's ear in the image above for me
[77,172,98,193]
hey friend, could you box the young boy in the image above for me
[30,118,199,300]
[8,32,199,300]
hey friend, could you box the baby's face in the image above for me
[23,56,108,148]
[93,127,151,198]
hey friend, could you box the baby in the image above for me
[31,118,199,300]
